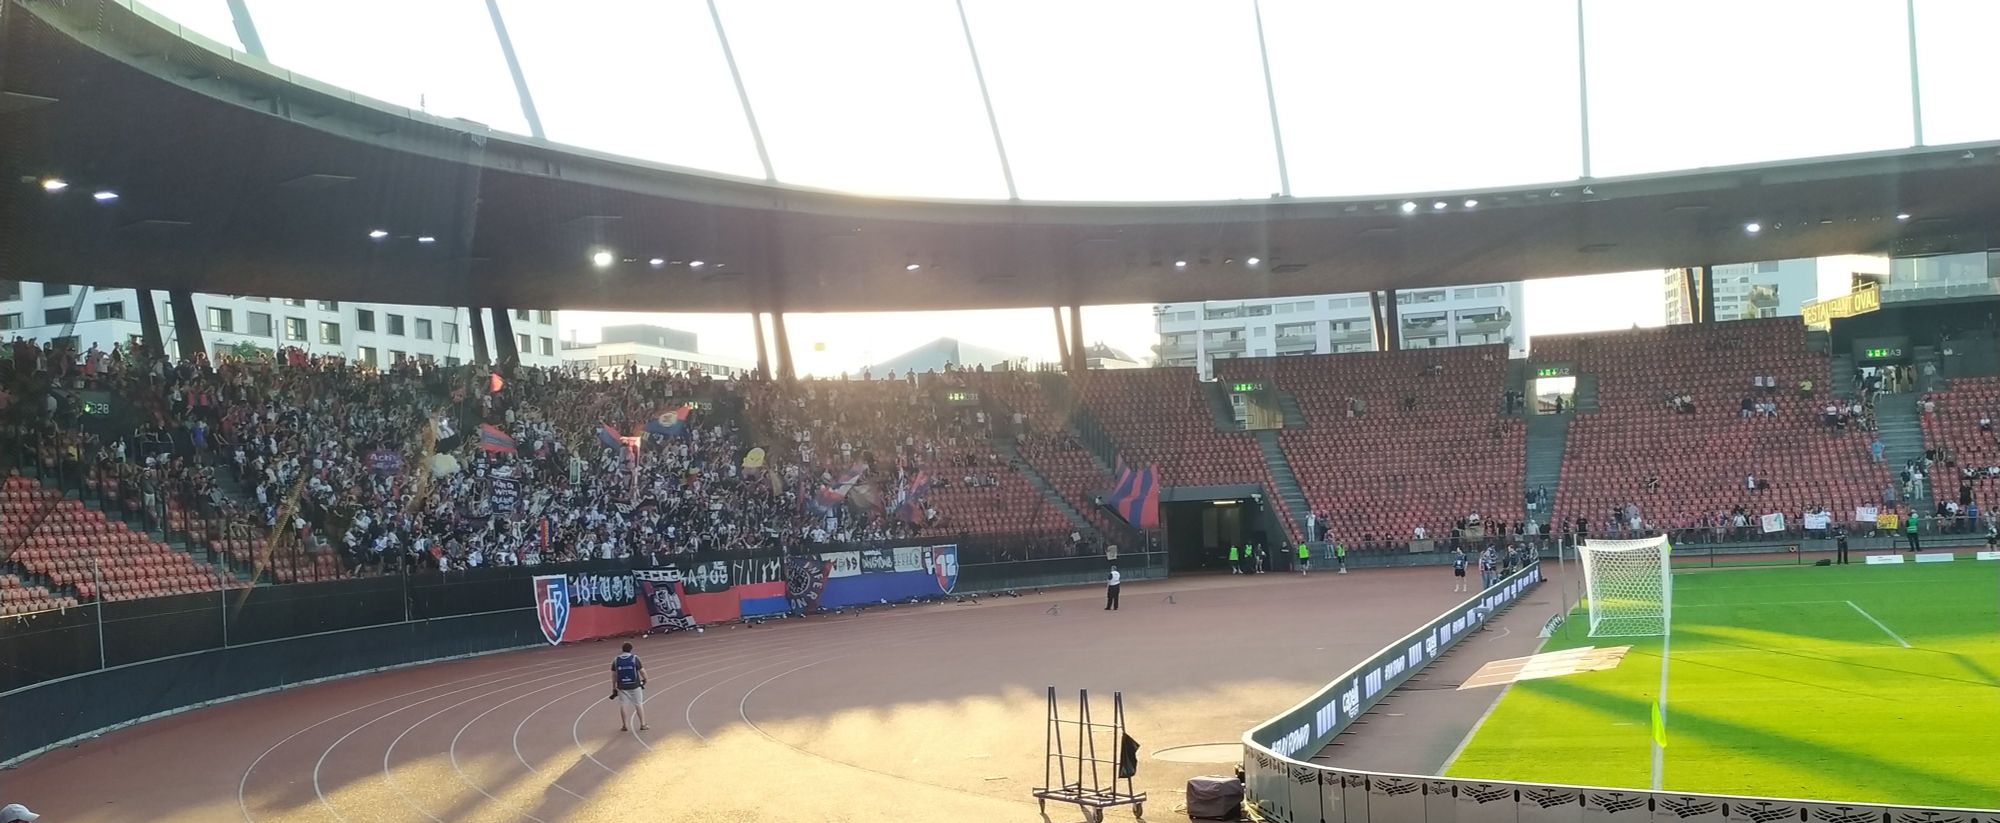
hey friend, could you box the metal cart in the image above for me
[1032,686,1145,822]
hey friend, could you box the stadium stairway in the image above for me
[1252,430,1313,542]
[1874,392,1931,509]
[1523,413,1569,522]
[1200,381,1239,430]
[993,437,1103,544]
[1574,373,1600,411]
[1274,390,1309,428]
[1830,352,1856,397]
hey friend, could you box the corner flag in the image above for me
[1651,700,1667,749]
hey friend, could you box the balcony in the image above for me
[1157,339,1195,359]
[1205,336,1247,355]
[1274,333,1317,352]
[1328,325,1372,346]
[1453,313,1512,335]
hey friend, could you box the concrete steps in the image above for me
[1252,430,1312,542]
[1523,414,1569,521]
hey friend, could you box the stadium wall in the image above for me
[1238,565,2000,822]
[0,550,1152,765]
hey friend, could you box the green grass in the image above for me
[1446,560,2000,809]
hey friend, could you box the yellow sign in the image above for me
[1801,282,1881,329]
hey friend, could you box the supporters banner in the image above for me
[1854,505,1879,524]
[489,477,521,513]
[368,449,404,476]
[529,546,959,644]
[1759,512,1785,533]
[825,551,863,578]
[1802,511,1830,531]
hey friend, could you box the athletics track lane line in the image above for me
[237,656,574,823]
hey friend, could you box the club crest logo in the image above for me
[533,575,570,646]
[931,546,958,594]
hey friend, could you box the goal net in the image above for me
[1576,536,1671,638]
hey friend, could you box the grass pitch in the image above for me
[1446,559,2000,809]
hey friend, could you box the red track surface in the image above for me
[8,567,1497,822]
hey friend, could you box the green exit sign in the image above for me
[1864,347,1899,359]
[1535,365,1574,378]
[946,391,969,401]
[1231,381,1265,393]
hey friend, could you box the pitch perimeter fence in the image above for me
[0,548,1148,765]
[1239,564,2000,822]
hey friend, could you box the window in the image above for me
[391,350,406,364]
[0,281,19,301]
[319,321,341,344]
[442,322,459,344]
[1755,261,1781,273]
[386,314,405,336]
[516,333,530,353]
[1276,303,1294,315]
[445,356,461,367]
[44,307,72,326]
[205,307,234,332]
[1252,327,1268,337]
[247,312,273,337]
[539,337,554,356]
[284,317,307,342]
[357,346,378,366]
[317,300,340,312]
[285,298,307,308]
[93,302,125,320]
[355,309,375,332]
[515,309,530,321]
[244,296,269,303]
[0,313,19,330]
[44,283,70,297]
[536,310,553,324]
[414,318,433,340]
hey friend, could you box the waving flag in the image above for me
[1105,461,1160,529]
[645,404,694,437]
[596,424,623,451]
[893,470,932,523]
[477,424,516,454]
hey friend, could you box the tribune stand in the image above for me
[1034,687,1145,822]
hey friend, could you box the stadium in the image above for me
[2,1,1999,822]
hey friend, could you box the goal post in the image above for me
[1576,536,1672,638]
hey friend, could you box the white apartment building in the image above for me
[559,324,753,378]
[0,281,562,368]
[1155,282,1527,378]
[1663,255,1890,323]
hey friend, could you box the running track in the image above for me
[7,567,1485,822]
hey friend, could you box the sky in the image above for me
[132,0,1991,374]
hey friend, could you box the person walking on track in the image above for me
[1228,545,1241,574]
[1297,542,1311,576]
[1334,540,1348,574]
[609,641,648,731]
[1452,547,1469,591]
[1105,565,1121,610]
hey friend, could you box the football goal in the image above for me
[1576,536,1671,637]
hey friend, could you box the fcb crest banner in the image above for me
[532,575,569,646]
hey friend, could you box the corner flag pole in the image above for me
[1651,540,1673,791]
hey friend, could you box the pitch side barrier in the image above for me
[1238,563,2000,823]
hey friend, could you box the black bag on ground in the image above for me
[1185,774,1243,820]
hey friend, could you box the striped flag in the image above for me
[1105,460,1160,529]
[477,424,516,454]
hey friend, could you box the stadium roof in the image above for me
[5,0,2000,315]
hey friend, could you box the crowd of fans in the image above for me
[3,341,1103,592]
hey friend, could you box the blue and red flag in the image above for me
[477,424,516,454]
[894,470,932,523]
[596,424,623,450]
[645,404,693,437]
[1105,461,1160,529]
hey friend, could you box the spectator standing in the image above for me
[1905,510,1922,552]
[1296,542,1310,576]
[1104,564,1121,611]
[1334,540,1348,575]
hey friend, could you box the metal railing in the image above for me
[1238,562,2000,822]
